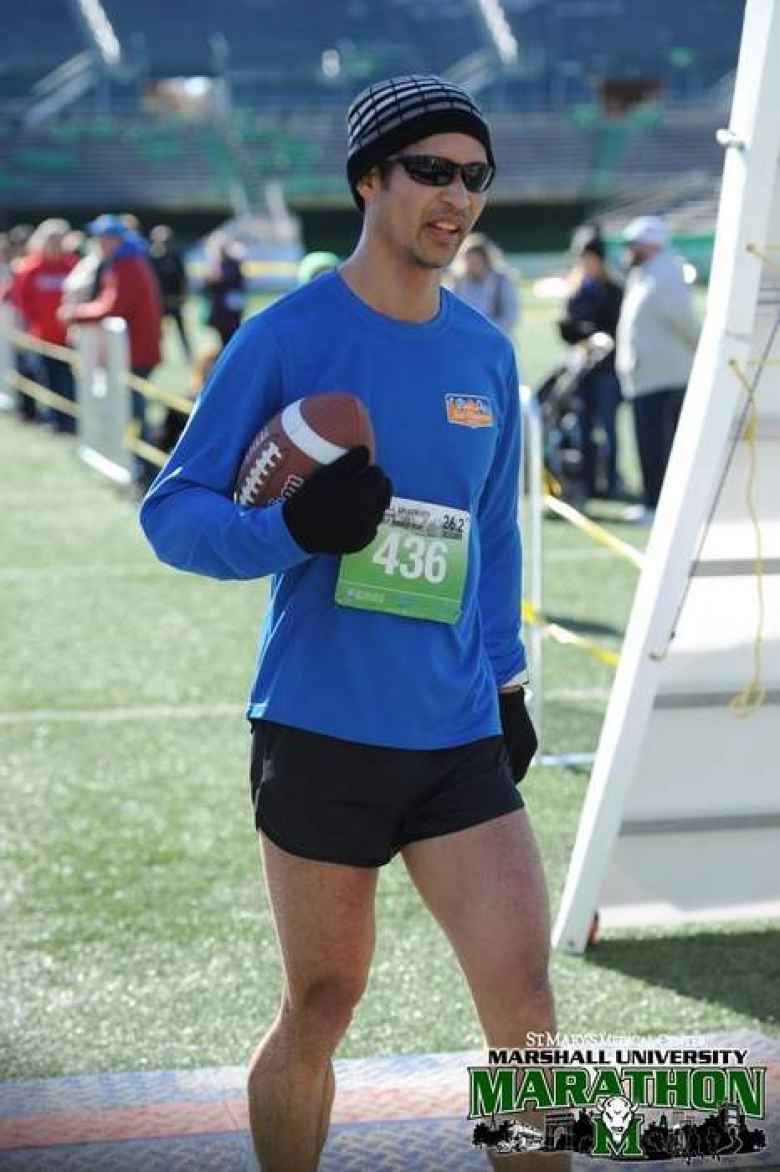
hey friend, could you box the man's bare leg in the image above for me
[403,808,569,1169]
[248,832,378,1172]
[247,1007,336,1170]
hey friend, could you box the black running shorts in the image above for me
[249,720,524,867]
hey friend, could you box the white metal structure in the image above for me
[554,0,780,953]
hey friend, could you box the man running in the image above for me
[140,75,555,1172]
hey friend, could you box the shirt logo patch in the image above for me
[445,394,494,429]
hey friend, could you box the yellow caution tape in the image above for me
[727,357,768,715]
[543,494,645,569]
[10,328,79,367]
[8,324,193,414]
[10,371,79,416]
[126,370,194,415]
[188,259,298,279]
[522,599,620,668]
[123,430,169,469]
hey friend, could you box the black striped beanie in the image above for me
[346,75,494,212]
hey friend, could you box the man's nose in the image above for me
[442,172,471,209]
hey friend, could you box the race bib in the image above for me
[335,497,470,624]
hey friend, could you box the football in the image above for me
[235,392,375,508]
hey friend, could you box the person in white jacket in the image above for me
[615,215,700,521]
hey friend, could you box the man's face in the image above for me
[97,233,123,259]
[580,251,603,279]
[464,247,490,280]
[359,132,489,271]
[42,235,64,259]
[626,240,657,267]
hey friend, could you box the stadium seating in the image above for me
[0,1,746,116]
[0,101,730,212]
[0,110,602,209]
[100,0,484,95]
[499,0,745,109]
[0,119,235,208]
[616,110,724,186]
[0,1,743,214]
[1,0,85,75]
[101,0,743,108]
[0,1,85,108]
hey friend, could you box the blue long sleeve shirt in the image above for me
[140,271,526,748]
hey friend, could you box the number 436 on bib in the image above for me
[335,497,471,624]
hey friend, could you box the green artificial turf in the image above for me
[1,283,777,1082]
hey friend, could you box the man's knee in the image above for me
[475,942,553,1020]
[285,972,368,1042]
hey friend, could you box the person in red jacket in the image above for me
[60,214,162,484]
[12,218,78,430]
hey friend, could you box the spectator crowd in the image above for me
[0,212,247,489]
[1,210,699,514]
[553,215,700,521]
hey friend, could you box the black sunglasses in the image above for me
[386,154,495,193]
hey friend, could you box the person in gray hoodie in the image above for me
[615,215,700,521]
[452,232,520,338]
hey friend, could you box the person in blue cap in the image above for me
[60,213,162,485]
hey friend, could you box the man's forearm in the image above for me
[140,482,310,581]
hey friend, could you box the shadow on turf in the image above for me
[583,929,780,1026]
[544,613,624,639]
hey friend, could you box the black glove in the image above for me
[283,446,393,555]
[499,686,538,782]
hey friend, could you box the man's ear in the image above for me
[356,165,383,208]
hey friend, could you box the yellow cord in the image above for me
[727,358,767,716]
[745,242,780,272]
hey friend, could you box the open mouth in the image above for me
[424,220,463,244]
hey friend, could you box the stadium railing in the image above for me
[0,306,189,483]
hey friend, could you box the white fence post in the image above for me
[75,317,133,484]
[0,302,16,403]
